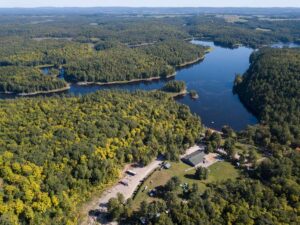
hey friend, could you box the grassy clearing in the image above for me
[234,142,262,158]
[132,160,239,209]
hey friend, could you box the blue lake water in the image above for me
[1,41,260,130]
[68,41,258,130]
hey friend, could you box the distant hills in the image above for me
[0,7,300,16]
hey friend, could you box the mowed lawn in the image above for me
[132,160,239,209]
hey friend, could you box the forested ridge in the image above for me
[0,90,202,224]
[234,48,300,146]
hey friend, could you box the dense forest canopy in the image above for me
[140,39,207,66]
[64,40,207,83]
[0,37,207,87]
[162,80,186,93]
[0,90,202,224]
[0,13,299,92]
[0,14,298,48]
[187,16,300,48]
[235,48,300,147]
[63,46,175,83]
[0,35,207,86]
[0,66,67,94]
[0,39,92,67]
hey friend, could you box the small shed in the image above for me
[163,162,171,169]
[182,150,206,167]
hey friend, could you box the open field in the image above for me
[132,161,239,209]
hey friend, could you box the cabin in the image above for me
[182,150,206,167]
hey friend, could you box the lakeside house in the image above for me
[182,150,206,167]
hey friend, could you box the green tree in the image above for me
[195,167,208,180]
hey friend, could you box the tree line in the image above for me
[234,48,300,148]
[0,90,202,224]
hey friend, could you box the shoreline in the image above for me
[76,72,177,86]
[166,89,188,98]
[176,56,205,68]
[1,47,211,97]
[17,84,71,96]
[76,55,208,87]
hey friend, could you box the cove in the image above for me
[0,41,259,131]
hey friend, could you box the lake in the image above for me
[68,40,258,130]
[0,41,259,130]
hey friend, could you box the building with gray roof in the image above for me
[182,150,206,167]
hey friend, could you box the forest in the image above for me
[140,40,208,67]
[0,37,206,86]
[187,16,300,48]
[162,81,186,93]
[0,90,202,224]
[0,10,300,225]
[63,46,175,83]
[63,40,207,83]
[234,48,300,147]
[0,13,298,48]
[0,13,299,91]
[0,66,67,94]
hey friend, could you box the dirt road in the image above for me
[85,158,164,224]
[84,145,201,225]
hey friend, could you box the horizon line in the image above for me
[1,6,300,9]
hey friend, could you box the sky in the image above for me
[0,0,299,8]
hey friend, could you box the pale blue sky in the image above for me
[1,0,299,8]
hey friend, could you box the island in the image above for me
[189,89,199,99]
[161,80,187,96]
